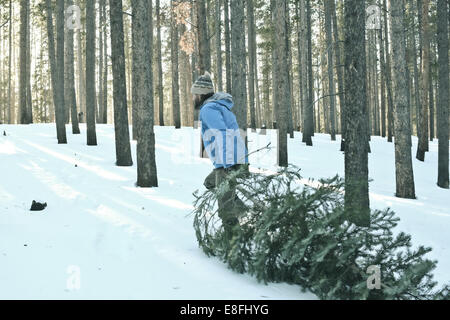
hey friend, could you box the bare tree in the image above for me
[109,0,133,165]
[132,0,158,187]
[344,0,370,226]
[437,0,449,188]
[389,0,416,199]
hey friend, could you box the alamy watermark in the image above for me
[366,265,381,290]
[65,5,81,30]
[366,5,381,30]
[66,265,81,291]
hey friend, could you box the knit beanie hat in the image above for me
[191,71,215,95]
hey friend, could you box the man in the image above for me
[192,71,248,238]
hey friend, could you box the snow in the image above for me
[0,123,448,299]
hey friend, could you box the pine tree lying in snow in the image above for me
[192,166,450,300]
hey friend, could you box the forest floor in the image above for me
[0,123,448,299]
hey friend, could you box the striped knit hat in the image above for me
[191,71,215,95]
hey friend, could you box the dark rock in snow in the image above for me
[30,200,47,211]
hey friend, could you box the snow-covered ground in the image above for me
[0,123,448,299]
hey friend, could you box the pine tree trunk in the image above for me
[437,0,449,188]
[19,0,28,124]
[26,1,32,124]
[77,0,86,123]
[197,0,211,73]
[306,0,315,137]
[344,0,370,227]
[247,0,256,130]
[132,0,158,187]
[428,57,434,141]
[224,0,231,93]
[215,0,223,92]
[378,27,387,138]
[65,0,80,134]
[171,0,181,129]
[86,0,97,145]
[7,0,12,124]
[102,0,108,124]
[325,0,336,141]
[98,0,104,124]
[109,0,133,166]
[156,0,164,126]
[416,0,430,161]
[273,0,289,166]
[383,0,394,143]
[300,0,312,146]
[331,0,345,147]
[389,0,416,199]
[52,0,67,143]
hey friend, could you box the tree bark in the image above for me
[7,0,12,123]
[325,0,336,141]
[389,0,416,199]
[132,0,158,187]
[416,0,430,161]
[156,0,164,126]
[19,0,28,124]
[437,0,449,188]
[86,0,97,145]
[224,0,231,93]
[273,0,289,166]
[215,0,223,92]
[65,0,80,134]
[383,0,394,143]
[109,0,133,165]
[344,0,370,226]
[197,0,211,73]
[171,0,181,129]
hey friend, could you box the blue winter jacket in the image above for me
[199,92,248,169]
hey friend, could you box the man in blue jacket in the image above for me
[192,72,247,238]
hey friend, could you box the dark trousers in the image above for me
[204,165,244,233]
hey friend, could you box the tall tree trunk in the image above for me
[384,0,394,143]
[77,0,86,123]
[437,0,449,188]
[48,0,67,143]
[215,0,223,92]
[428,55,434,140]
[378,26,387,138]
[224,0,231,93]
[156,0,164,126]
[98,0,104,124]
[389,0,416,199]
[331,0,345,147]
[416,0,430,161]
[230,0,247,143]
[299,0,311,145]
[300,0,313,146]
[247,0,256,130]
[65,0,80,134]
[306,0,315,137]
[132,0,158,187]
[7,0,12,124]
[86,0,97,145]
[109,0,133,165]
[325,0,336,141]
[171,0,181,129]
[19,0,28,124]
[273,0,289,166]
[102,0,108,124]
[197,0,211,73]
[26,1,32,124]
[344,0,370,227]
